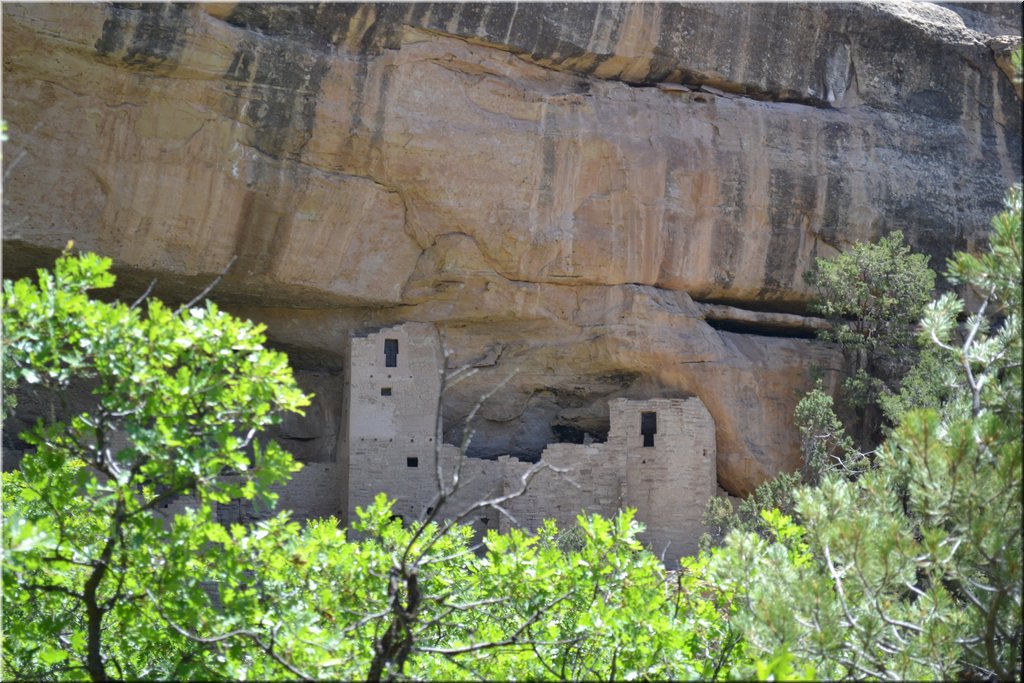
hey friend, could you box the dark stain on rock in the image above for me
[224,4,402,53]
[819,175,849,246]
[596,370,642,387]
[363,4,405,145]
[369,63,395,153]
[348,54,371,138]
[907,89,957,121]
[481,2,516,40]
[406,3,433,26]
[223,37,330,160]
[214,3,637,84]
[537,107,560,211]
[361,4,406,52]
[817,121,851,160]
[652,3,843,106]
[94,3,188,73]
[763,169,815,293]
[337,5,405,143]
[95,11,127,56]
[224,4,338,46]
[656,154,686,285]
[502,10,544,58]
[711,160,746,289]
[813,123,852,247]
[231,169,302,278]
[225,42,254,82]
[455,3,486,37]
[533,4,591,65]
[397,2,626,77]
[420,3,455,29]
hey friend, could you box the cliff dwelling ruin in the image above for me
[345,323,717,564]
[6,319,719,565]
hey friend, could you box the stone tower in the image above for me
[346,323,445,525]
[611,398,717,561]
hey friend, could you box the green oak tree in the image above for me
[3,250,753,681]
[2,249,309,679]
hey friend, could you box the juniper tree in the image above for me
[710,185,1022,681]
[804,231,936,447]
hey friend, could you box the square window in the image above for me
[407,457,418,468]
[381,387,392,396]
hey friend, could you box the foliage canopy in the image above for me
[3,184,1020,681]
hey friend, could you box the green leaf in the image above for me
[38,646,68,665]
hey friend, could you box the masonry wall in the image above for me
[346,323,507,535]
[345,324,717,565]
[500,446,625,534]
[349,442,502,536]
[347,323,441,444]
[614,398,717,563]
[347,323,442,526]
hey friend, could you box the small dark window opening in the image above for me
[641,411,657,448]
[381,387,392,396]
[407,457,419,468]
[384,338,399,367]
[480,517,490,526]
[426,506,434,514]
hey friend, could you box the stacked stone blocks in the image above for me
[346,324,716,563]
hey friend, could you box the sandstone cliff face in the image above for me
[3,2,1021,496]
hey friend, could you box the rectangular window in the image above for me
[406,457,418,468]
[381,387,392,396]
[384,338,399,367]
[641,411,657,448]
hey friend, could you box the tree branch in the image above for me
[174,255,238,315]
[129,279,157,310]
[144,589,315,681]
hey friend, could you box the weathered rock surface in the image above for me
[3,2,1021,496]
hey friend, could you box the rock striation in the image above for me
[3,2,1021,496]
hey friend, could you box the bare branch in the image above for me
[20,582,84,600]
[129,279,157,310]
[445,365,479,387]
[959,286,995,417]
[145,589,315,681]
[39,552,96,569]
[455,369,519,460]
[823,545,858,630]
[416,592,575,655]
[174,255,238,315]
[414,460,564,563]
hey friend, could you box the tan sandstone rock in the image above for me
[3,3,1020,496]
